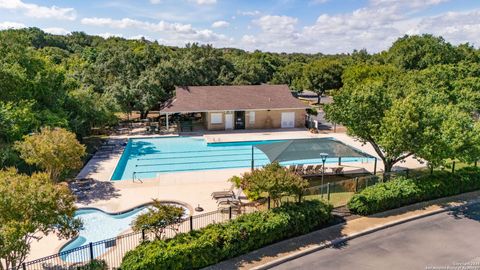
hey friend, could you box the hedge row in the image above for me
[347,167,480,215]
[121,200,333,270]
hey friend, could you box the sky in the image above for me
[0,0,480,54]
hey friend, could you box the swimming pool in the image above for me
[111,137,368,181]
[60,203,190,262]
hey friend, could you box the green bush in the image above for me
[348,167,480,215]
[121,200,333,270]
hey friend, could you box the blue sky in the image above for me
[1,0,479,53]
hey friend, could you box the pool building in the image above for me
[160,84,308,131]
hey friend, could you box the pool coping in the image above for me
[57,200,194,259]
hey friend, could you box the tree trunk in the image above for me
[140,111,149,120]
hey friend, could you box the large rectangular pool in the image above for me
[111,137,365,181]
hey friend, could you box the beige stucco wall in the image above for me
[206,111,226,130]
[204,109,305,130]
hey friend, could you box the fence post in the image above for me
[452,161,455,174]
[141,229,146,241]
[189,216,193,232]
[267,196,271,210]
[22,262,26,270]
[229,206,232,220]
[354,177,359,193]
[327,182,331,201]
[89,242,94,261]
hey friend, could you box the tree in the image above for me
[132,200,185,240]
[386,34,460,70]
[14,127,86,182]
[0,168,81,269]
[325,65,480,173]
[271,62,305,92]
[303,58,343,104]
[229,162,308,206]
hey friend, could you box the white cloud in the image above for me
[190,0,216,5]
[238,10,261,16]
[43,27,70,35]
[211,20,229,28]
[98,32,124,39]
[81,17,231,46]
[150,0,162,3]
[0,21,25,29]
[0,0,76,20]
[239,0,475,53]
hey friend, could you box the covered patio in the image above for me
[252,138,378,175]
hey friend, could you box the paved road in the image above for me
[272,203,480,270]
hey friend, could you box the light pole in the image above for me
[319,153,328,197]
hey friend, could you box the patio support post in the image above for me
[165,113,169,131]
[373,158,377,175]
[338,157,342,166]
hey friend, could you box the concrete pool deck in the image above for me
[27,129,425,261]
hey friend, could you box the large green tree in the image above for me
[325,64,480,172]
[0,168,81,270]
[14,127,86,182]
[303,58,343,104]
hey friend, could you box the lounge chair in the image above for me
[312,165,323,175]
[211,190,234,199]
[295,164,304,174]
[303,165,314,175]
[288,165,296,172]
[331,167,344,175]
[217,197,241,206]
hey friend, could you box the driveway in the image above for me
[272,203,480,270]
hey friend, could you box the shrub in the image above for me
[229,162,309,206]
[348,167,480,215]
[121,200,333,270]
[132,200,184,240]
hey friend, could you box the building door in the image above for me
[234,111,245,129]
[225,112,234,129]
[281,112,295,128]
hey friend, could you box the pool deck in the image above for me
[28,129,425,261]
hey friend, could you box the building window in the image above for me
[249,111,255,125]
[211,113,223,124]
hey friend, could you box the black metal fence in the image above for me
[11,206,248,270]
[14,164,468,270]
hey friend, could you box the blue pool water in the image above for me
[60,204,190,262]
[111,137,368,181]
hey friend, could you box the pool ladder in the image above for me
[132,172,144,183]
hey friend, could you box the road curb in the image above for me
[251,200,479,270]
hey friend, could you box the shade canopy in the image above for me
[255,138,375,163]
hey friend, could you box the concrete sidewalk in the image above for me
[206,191,480,270]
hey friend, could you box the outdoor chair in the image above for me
[217,197,241,206]
[295,164,304,174]
[312,164,323,175]
[288,165,296,172]
[331,166,344,175]
[211,190,234,199]
[303,165,314,175]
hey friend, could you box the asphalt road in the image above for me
[272,203,480,270]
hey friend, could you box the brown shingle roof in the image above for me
[160,84,308,113]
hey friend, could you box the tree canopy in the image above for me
[0,168,81,269]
